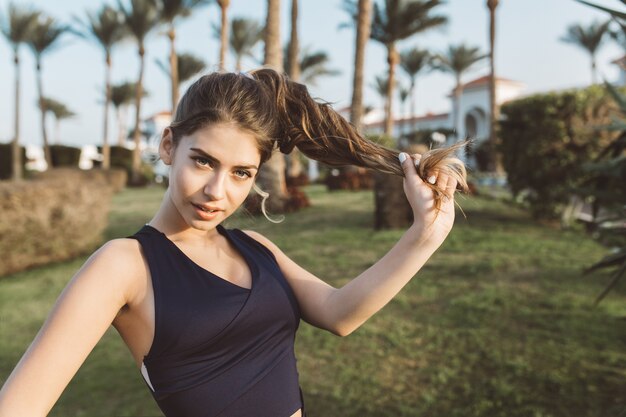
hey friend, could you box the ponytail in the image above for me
[249,68,469,213]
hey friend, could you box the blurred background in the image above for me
[0,0,624,416]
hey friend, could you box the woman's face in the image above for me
[160,122,261,231]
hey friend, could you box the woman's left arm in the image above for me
[244,152,457,336]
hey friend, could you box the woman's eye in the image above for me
[193,157,211,167]
[235,170,252,179]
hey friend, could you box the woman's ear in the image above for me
[159,128,175,165]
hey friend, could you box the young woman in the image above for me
[0,68,467,417]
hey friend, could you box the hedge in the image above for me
[0,143,27,180]
[499,84,618,219]
[50,144,82,167]
[0,169,115,276]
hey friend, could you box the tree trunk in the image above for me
[169,25,179,114]
[350,0,372,132]
[373,171,412,229]
[487,0,502,173]
[264,0,282,70]
[103,51,112,170]
[36,58,52,168]
[218,0,230,71]
[591,56,597,85]
[54,119,60,145]
[384,43,399,138]
[409,78,416,125]
[258,0,289,213]
[131,45,146,185]
[453,74,462,143]
[287,0,300,81]
[12,52,22,181]
[286,0,303,179]
[236,56,242,72]
[117,106,127,146]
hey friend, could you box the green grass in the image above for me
[1,184,624,417]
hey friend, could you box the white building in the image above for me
[344,74,526,142]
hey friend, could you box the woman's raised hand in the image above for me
[398,152,458,247]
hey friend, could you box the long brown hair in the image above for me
[168,68,468,216]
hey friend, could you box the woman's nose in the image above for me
[204,171,226,200]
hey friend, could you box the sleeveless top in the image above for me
[127,224,304,417]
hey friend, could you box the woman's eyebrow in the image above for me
[189,148,259,170]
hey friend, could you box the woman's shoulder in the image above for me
[86,238,149,304]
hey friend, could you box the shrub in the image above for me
[402,127,455,147]
[36,167,127,193]
[50,144,82,167]
[0,169,114,276]
[0,143,27,180]
[98,145,154,186]
[499,85,617,219]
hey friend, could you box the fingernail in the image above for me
[428,175,436,184]
[414,159,420,168]
[398,152,407,164]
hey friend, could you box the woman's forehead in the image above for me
[181,124,261,164]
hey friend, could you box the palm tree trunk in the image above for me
[132,45,146,184]
[169,25,179,114]
[12,52,22,181]
[487,0,501,173]
[287,0,300,81]
[54,119,60,145]
[103,51,112,170]
[258,0,288,213]
[117,106,126,146]
[591,56,597,85]
[453,75,462,142]
[350,0,372,132]
[286,0,303,179]
[236,56,242,72]
[384,43,399,138]
[36,58,52,168]
[264,0,282,69]
[409,78,416,125]
[219,0,230,71]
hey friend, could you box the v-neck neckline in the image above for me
[143,224,254,292]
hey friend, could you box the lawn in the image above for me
[0,184,624,417]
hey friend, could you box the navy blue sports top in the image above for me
[128,224,304,417]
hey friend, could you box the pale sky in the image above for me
[0,0,624,147]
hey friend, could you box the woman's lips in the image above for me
[192,203,222,220]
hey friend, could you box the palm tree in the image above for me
[0,3,39,180]
[73,5,127,170]
[370,0,446,137]
[284,46,340,86]
[398,84,410,134]
[156,52,206,84]
[287,0,300,80]
[39,97,76,144]
[160,0,210,114]
[561,20,610,84]
[433,43,487,141]
[399,47,430,122]
[372,73,390,111]
[264,0,282,70]
[229,17,263,72]
[217,0,230,71]
[349,0,372,132]
[118,0,160,184]
[26,14,67,168]
[258,0,288,213]
[285,0,302,180]
[487,0,500,172]
[111,82,147,146]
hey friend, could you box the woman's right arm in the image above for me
[0,238,142,417]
